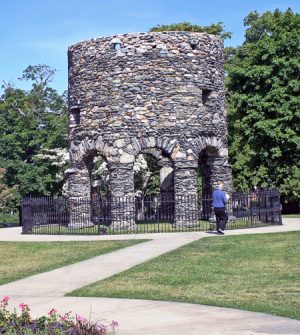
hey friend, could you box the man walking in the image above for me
[212,182,228,234]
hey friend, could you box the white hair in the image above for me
[215,182,224,190]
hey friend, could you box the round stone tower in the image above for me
[67,31,232,228]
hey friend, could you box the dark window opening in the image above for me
[113,43,121,50]
[71,106,81,125]
[190,40,199,50]
[202,89,212,105]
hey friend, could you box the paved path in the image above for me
[0,219,299,335]
[0,219,299,242]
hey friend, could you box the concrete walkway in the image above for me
[0,218,299,242]
[0,219,299,335]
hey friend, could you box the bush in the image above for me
[0,211,19,227]
[0,296,118,334]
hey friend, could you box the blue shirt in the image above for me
[212,189,227,208]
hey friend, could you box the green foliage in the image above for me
[91,157,109,197]
[149,21,232,39]
[0,65,68,200]
[134,154,160,196]
[280,166,300,202]
[0,168,17,210]
[226,9,300,202]
[0,211,19,226]
[19,64,56,86]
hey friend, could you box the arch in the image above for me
[191,136,224,157]
[133,146,174,193]
[139,147,163,160]
[195,137,230,198]
[131,139,176,197]
[69,136,113,162]
[134,149,175,223]
[128,136,178,157]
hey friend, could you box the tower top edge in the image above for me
[68,31,223,51]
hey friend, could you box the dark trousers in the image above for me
[214,207,228,230]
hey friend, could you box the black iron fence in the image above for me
[21,189,282,235]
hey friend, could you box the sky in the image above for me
[0,0,299,94]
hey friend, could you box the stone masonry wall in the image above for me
[67,31,232,228]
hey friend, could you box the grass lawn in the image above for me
[70,231,300,320]
[0,240,147,285]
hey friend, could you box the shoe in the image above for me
[217,229,225,235]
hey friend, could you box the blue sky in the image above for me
[1,0,299,94]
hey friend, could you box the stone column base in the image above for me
[173,163,199,228]
[109,163,137,231]
[110,196,136,231]
[68,197,94,229]
[173,194,199,228]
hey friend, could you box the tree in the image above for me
[225,9,300,202]
[149,22,232,39]
[0,65,68,200]
[134,154,160,196]
[0,168,17,210]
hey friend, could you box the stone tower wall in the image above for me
[67,32,232,228]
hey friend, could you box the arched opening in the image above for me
[82,153,109,198]
[134,153,161,197]
[81,153,111,227]
[198,146,219,196]
[134,149,174,195]
[198,146,219,219]
[90,156,109,198]
[134,149,174,224]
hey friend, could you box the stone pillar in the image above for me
[159,159,174,221]
[174,161,198,227]
[209,156,232,193]
[200,154,232,220]
[159,159,174,193]
[109,163,136,230]
[67,159,93,228]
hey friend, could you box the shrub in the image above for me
[0,296,118,334]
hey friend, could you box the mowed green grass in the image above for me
[70,232,300,320]
[0,240,147,285]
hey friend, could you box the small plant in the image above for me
[0,296,118,334]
